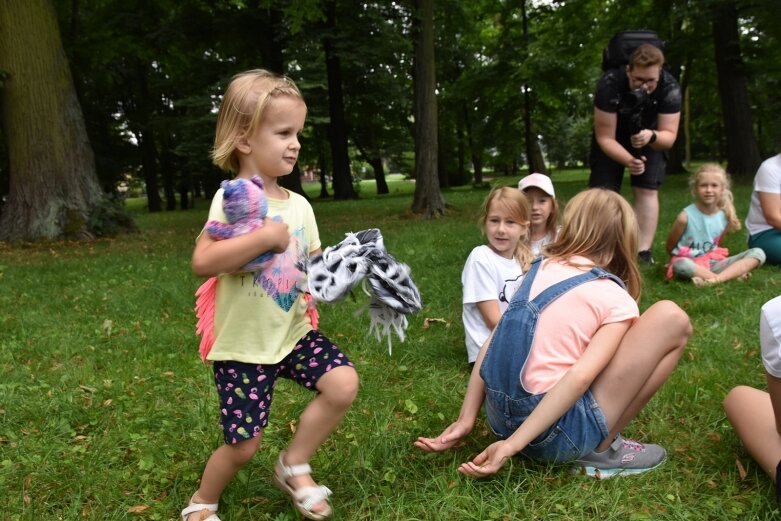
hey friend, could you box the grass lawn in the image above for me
[2,168,781,520]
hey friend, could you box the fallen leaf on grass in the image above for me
[422,317,450,329]
[736,459,747,480]
[707,432,721,442]
[128,505,150,513]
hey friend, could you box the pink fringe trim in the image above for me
[305,292,319,330]
[195,277,218,361]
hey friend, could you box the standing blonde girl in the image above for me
[461,187,534,367]
[518,173,560,255]
[666,163,765,285]
[184,70,358,521]
[418,189,691,479]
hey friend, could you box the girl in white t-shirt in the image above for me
[418,189,692,480]
[461,187,534,366]
[724,295,781,506]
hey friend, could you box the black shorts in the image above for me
[588,140,667,191]
[212,330,354,445]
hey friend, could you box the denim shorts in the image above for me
[484,388,610,462]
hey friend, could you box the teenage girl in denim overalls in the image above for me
[417,189,692,479]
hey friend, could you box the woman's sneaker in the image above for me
[573,435,667,480]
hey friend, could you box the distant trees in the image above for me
[1,0,778,240]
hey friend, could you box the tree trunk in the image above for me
[462,102,482,185]
[323,1,356,200]
[0,0,104,241]
[712,0,761,177]
[254,3,308,199]
[134,60,162,212]
[411,0,444,217]
[315,126,330,199]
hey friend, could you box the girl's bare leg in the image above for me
[187,435,262,520]
[591,300,691,451]
[707,257,762,284]
[724,385,781,480]
[282,366,359,512]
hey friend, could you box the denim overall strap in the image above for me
[480,258,625,399]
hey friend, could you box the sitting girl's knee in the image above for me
[672,258,696,279]
[650,300,692,337]
[748,247,767,266]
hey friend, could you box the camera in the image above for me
[618,88,650,156]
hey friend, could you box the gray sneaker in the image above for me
[573,435,667,479]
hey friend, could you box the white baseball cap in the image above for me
[518,173,555,197]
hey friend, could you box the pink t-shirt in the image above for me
[520,257,639,394]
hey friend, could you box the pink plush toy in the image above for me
[205,175,275,273]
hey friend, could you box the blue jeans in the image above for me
[480,258,618,462]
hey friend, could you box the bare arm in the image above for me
[191,218,290,277]
[630,112,681,151]
[458,320,632,476]
[476,300,501,330]
[651,112,680,150]
[414,331,494,452]
[665,211,688,255]
[759,192,781,230]
[594,108,645,175]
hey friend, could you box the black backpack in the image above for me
[601,30,665,71]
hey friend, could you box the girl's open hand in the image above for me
[457,440,515,477]
[414,421,472,453]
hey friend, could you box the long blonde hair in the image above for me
[479,187,534,271]
[545,189,641,300]
[211,69,304,173]
[690,163,741,232]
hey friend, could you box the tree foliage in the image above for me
[1,0,779,237]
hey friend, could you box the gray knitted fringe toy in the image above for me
[307,228,422,354]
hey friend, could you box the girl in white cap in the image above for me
[519,173,560,256]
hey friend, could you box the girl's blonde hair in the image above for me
[545,189,641,300]
[690,163,741,232]
[479,187,534,270]
[212,69,304,173]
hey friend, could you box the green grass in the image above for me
[1,168,780,520]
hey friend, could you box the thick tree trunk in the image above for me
[712,0,761,177]
[323,1,357,200]
[411,0,444,217]
[0,0,104,241]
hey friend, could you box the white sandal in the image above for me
[180,499,221,521]
[273,452,332,520]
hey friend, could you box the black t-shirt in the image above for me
[593,67,682,141]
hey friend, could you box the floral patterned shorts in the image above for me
[213,330,354,444]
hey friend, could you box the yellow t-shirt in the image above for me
[204,187,321,364]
